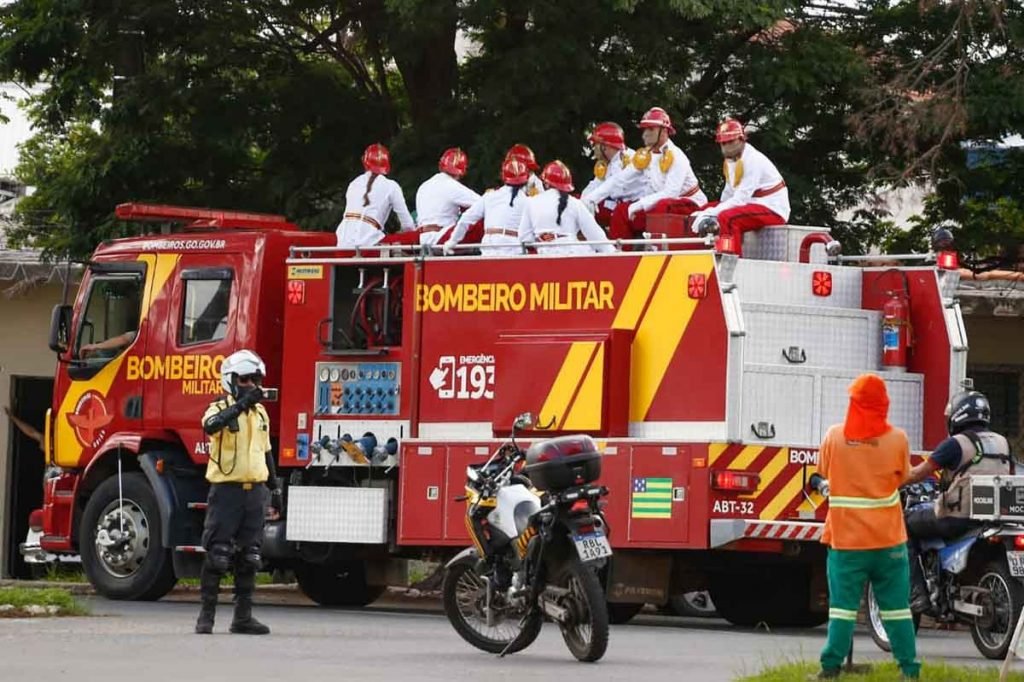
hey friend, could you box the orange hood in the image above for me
[843,373,892,440]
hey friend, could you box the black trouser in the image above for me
[904,505,979,594]
[200,482,268,607]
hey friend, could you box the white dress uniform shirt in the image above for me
[525,173,544,198]
[629,139,707,215]
[701,143,790,222]
[580,149,647,210]
[335,171,415,248]
[415,172,481,246]
[447,185,530,256]
[518,189,615,255]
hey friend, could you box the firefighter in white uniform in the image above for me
[689,119,790,257]
[579,122,645,228]
[608,107,706,243]
[444,158,532,257]
[335,143,416,249]
[505,144,544,197]
[518,161,615,256]
[415,148,481,246]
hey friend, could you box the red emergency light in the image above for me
[937,251,959,270]
[286,280,306,305]
[715,235,738,255]
[711,470,760,493]
[687,273,707,299]
[812,271,833,297]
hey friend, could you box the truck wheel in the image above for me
[668,590,718,618]
[79,472,177,600]
[294,560,386,607]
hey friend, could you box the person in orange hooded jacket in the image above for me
[815,374,920,680]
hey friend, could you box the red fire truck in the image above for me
[27,203,966,626]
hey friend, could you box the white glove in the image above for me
[442,242,456,256]
[581,197,597,214]
[627,202,642,218]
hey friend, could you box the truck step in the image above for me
[187,502,208,511]
[174,545,207,553]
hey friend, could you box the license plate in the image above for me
[572,531,613,563]
[1007,551,1024,578]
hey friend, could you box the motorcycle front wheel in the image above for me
[552,559,610,662]
[865,583,921,652]
[970,559,1024,659]
[442,558,542,655]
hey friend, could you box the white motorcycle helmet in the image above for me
[220,349,267,396]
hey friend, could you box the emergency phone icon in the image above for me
[431,356,456,399]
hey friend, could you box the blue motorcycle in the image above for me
[865,479,1024,659]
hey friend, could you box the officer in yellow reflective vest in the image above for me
[816,374,920,680]
[195,349,281,635]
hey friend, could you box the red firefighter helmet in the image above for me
[540,160,574,193]
[439,147,468,178]
[362,143,391,174]
[637,107,675,135]
[505,143,539,171]
[501,158,530,186]
[715,119,747,144]
[588,122,626,150]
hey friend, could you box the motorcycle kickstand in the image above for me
[498,608,536,658]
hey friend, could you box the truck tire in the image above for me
[294,560,386,607]
[79,472,177,601]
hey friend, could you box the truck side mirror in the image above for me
[48,304,72,354]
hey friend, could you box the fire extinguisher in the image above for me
[882,287,911,371]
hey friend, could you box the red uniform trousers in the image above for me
[610,198,701,248]
[703,202,786,257]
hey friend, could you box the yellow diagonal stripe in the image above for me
[539,341,598,429]
[612,255,667,330]
[709,443,729,465]
[629,254,714,421]
[729,446,764,471]
[563,344,604,431]
[54,253,179,468]
[759,470,807,520]
[743,448,789,500]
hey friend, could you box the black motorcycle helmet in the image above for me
[945,390,991,435]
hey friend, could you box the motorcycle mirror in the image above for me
[466,466,480,483]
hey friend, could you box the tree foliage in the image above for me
[0,0,1021,261]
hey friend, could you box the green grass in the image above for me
[737,661,1024,681]
[0,587,88,617]
[42,564,88,583]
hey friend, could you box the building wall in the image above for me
[0,281,64,573]
[964,315,1024,452]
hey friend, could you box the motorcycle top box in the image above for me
[523,435,602,491]
[960,474,1024,522]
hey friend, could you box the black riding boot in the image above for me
[230,568,270,635]
[194,565,221,634]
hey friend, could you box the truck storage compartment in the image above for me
[523,435,602,491]
[493,329,631,436]
[743,302,882,370]
[740,364,924,449]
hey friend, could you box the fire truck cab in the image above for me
[32,204,967,626]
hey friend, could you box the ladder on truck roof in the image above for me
[115,202,300,231]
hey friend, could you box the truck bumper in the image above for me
[710,519,823,548]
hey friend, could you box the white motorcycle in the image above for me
[442,413,611,662]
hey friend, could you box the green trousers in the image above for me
[820,545,921,678]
